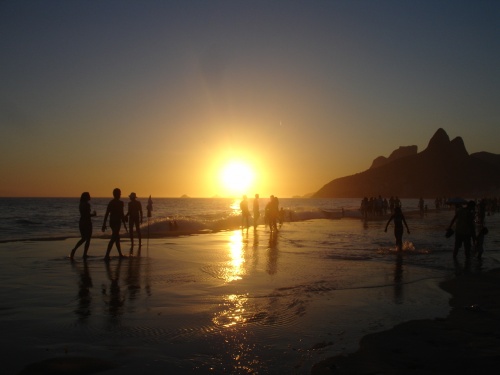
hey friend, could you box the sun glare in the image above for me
[220,161,254,197]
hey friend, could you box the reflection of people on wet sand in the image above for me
[393,252,403,303]
[240,195,250,229]
[125,255,142,303]
[385,207,410,251]
[104,258,125,320]
[253,194,260,229]
[70,192,97,259]
[126,192,143,249]
[102,188,126,260]
[447,200,476,260]
[72,260,93,322]
[267,232,279,275]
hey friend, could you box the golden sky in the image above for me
[1,1,499,198]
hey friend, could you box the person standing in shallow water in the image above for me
[102,188,126,260]
[385,206,410,251]
[70,192,96,259]
[253,194,260,229]
[126,192,143,248]
[447,200,476,260]
[240,195,250,229]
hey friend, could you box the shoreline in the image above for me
[311,267,500,374]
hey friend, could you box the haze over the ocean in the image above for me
[1,0,499,198]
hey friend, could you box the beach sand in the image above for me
[312,268,500,374]
[1,220,498,374]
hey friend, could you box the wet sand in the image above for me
[0,219,495,374]
[312,268,500,374]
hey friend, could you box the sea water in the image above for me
[0,197,363,242]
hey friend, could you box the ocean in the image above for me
[1,197,368,242]
[1,197,500,373]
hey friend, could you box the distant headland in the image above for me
[313,128,500,198]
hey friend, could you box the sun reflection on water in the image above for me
[213,293,249,328]
[225,230,246,282]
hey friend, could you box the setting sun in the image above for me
[220,161,254,197]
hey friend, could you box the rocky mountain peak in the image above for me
[424,128,468,157]
[425,128,450,152]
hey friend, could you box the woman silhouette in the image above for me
[70,192,96,259]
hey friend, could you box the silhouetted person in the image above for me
[126,192,143,248]
[240,195,250,229]
[70,192,96,259]
[448,200,476,259]
[385,206,410,251]
[102,188,126,260]
[418,197,425,215]
[253,194,260,228]
[266,195,279,233]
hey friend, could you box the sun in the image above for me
[220,161,254,197]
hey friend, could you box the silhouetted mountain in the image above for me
[370,145,418,169]
[313,128,500,198]
[471,152,500,169]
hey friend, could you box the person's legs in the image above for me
[82,226,92,258]
[112,225,123,256]
[70,237,86,258]
[105,237,115,259]
[453,235,463,258]
[106,223,122,258]
[83,236,91,258]
[464,237,472,259]
[395,235,403,251]
[129,222,134,246]
[395,229,403,251]
[136,221,142,246]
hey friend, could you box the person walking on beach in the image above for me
[70,192,96,259]
[102,188,126,260]
[240,195,250,229]
[253,193,260,229]
[447,200,476,260]
[126,192,143,248]
[385,206,410,251]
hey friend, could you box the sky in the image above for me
[1,0,499,198]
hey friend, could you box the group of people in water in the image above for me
[70,189,492,262]
[70,188,144,260]
[382,196,491,260]
[240,194,285,232]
